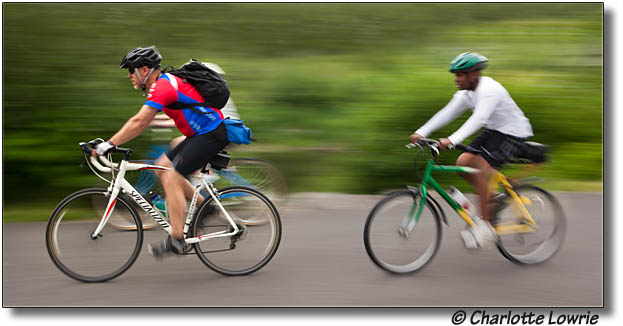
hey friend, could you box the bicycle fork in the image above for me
[398,186,426,238]
[90,161,131,239]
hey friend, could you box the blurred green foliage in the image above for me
[3,3,602,216]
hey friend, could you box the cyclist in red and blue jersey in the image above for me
[93,46,228,259]
[145,72,225,138]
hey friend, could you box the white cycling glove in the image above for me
[95,141,115,155]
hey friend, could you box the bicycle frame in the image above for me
[399,158,479,236]
[399,157,538,237]
[132,143,256,199]
[88,155,241,245]
[488,171,538,235]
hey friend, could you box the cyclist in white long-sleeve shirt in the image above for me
[410,52,533,249]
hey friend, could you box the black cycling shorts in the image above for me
[167,122,228,176]
[464,129,527,169]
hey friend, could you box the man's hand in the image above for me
[438,138,453,150]
[409,133,424,144]
[92,141,115,156]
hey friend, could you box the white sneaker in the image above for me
[460,228,479,249]
[461,217,497,249]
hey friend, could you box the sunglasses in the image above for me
[128,67,135,74]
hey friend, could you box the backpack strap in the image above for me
[166,73,179,91]
[165,73,216,114]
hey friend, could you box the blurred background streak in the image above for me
[2,3,602,221]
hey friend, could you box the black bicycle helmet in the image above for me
[120,45,162,69]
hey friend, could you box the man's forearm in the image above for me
[415,93,467,137]
[109,117,150,146]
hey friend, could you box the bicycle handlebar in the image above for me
[451,143,468,151]
[78,140,134,173]
[405,138,467,154]
[78,140,133,160]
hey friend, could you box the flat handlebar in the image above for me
[405,138,467,152]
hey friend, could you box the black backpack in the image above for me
[165,59,230,112]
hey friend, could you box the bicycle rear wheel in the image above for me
[214,158,288,208]
[493,185,566,264]
[364,190,442,273]
[46,188,143,282]
[191,186,281,276]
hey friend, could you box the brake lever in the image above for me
[430,145,440,156]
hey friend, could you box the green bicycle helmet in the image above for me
[449,52,488,73]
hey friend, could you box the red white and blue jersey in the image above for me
[145,73,224,138]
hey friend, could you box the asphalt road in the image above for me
[3,192,603,307]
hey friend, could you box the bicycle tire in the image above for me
[364,190,442,274]
[190,186,281,276]
[493,185,566,265]
[46,188,143,282]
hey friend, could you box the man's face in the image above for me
[128,67,145,90]
[453,71,479,90]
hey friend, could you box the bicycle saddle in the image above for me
[513,141,551,164]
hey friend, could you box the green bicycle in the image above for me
[363,138,566,274]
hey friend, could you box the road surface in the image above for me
[3,192,603,307]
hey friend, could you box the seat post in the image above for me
[200,162,211,175]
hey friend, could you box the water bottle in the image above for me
[449,187,473,216]
[151,194,168,218]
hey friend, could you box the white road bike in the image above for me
[46,139,282,282]
[111,156,288,230]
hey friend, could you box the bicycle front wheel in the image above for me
[364,190,442,274]
[46,188,143,282]
[493,185,566,264]
[191,186,281,276]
